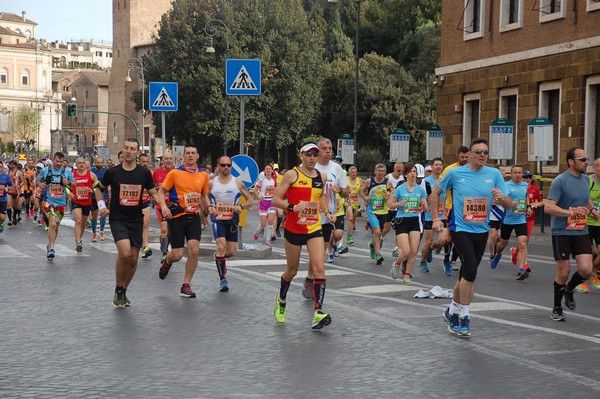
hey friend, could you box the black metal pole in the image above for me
[353,0,360,164]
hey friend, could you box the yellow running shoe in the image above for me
[576,281,590,293]
[311,310,332,330]
[274,294,286,323]
[589,274,600,289]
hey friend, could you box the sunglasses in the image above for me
[303,151,319,157]
[220,163,232,167]
[473,149,489,155]
[574,157,589,162]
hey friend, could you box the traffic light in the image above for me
[67,103,77,117]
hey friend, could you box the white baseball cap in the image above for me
[415,163,425,178]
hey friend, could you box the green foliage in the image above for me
[12,105,39,142]
[356,146,384,172]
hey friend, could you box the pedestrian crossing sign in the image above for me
[226,59,261,96]
[149,82,178,111]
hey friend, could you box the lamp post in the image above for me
[125,58,146,153]
[329,0,360,164]
[203,19,231,155]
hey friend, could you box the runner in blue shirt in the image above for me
[0,163,13,233]
[430,138,511,337]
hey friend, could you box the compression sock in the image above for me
[279,277,291,301]
[160,236,169,254]
[313,278,327,310]
[215,256,227,280]
[90,218,97,233]
[100,216,107,232]
[553,281,565,308]
[566,271,586,292]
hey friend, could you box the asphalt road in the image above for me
[1,209,599,398]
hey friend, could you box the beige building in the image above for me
[435,1,600,175]
[0,11,62,153]
[108,0,172,163]
[50,39,113,71]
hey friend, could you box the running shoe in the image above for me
[434,245,442,255]
[516,268,529,281]
[99,232,105,241]
[253,229,259,240]
[456,316,471,337]
[402,273,413,286]
[259,228,265,238]
[124,291,131,307]
[490,253,502,269]
[219,278,229,292]
[551,306,566,322]
[564,288,576,310]
[113,289,126,308]
[451,261,458,271]
[265,240,272,247]
[270,235,276,242]
[426,250,433,263]
[390,262,401,279]
[141,246,153,259]
[44,224,49,231]
[302,280,314,300]
[311,310,332,330]
[25,213,30,220]
[510,247,518,265]
[443,261,452,277]
[180,283,197,298]
[47,245,55,260]
[7,220,13,227]
[589,274,600,289]
[275,229,281,238]
[76,241,83,253]
[0,223,3,233]
[159,258,172,280]
[364,222,370,231]
[420,261,429,273]
[338,244,349,254]
[333,244,339,257]
[274,294,286,323]
[576,281,590,293]
[376,253,384,265]
[347,234,354,245]
[392,247,399,257]
[327,252,334,263]
[369,243,376,259]
[443,308,460,333]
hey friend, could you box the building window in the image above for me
[0,68,7,85]
[587,0,600,12]
[21,69,30,86]
[107,52,112,58]
[584,76,600,160]
[539,0,566,23]
[463,0,485,40]
[499,89,518,165]
[539,83,561,167]
[0,112,9,132]
[500,0,523,31]
[463,94,481,145]
[95,51,103,56]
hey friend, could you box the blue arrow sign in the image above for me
[231,155,259,189]
[226,59,261,96]
[149,82,178,111]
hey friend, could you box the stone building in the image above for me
[435,1,600,175]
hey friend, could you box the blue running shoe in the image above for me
[443,261,452,276]
[426,250,433,263]
[490,254,502,269]
[442,308,460,333]
[457,316,471,337]
[419,261,429,273]
[219,278,229,292]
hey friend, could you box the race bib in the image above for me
[119,184,142,206]
[349,192,359,205]
[49,184,64,199]
[514,199,526,214]
[371,196,384,210]
[297,201,319,225]
[463,197,488,223]
[76,186,89,200]
[215,201,234,220]
[264,186,275,197]
[403,197,420,213]
[184,192,202,212]
[567,208,587,231]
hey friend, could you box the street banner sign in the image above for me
[149,82,178,111]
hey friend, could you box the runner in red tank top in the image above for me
[70,157,98,253]
[153,152,175,257]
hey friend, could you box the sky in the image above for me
[2,0,113,43]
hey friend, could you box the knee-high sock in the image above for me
[215,256,227,280]
[90,218,98,233]
[313,278,327,310]
[279,277,291,301]
[99,216,107,231]
[160,236,169,254]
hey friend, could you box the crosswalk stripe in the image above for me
[265,270,355,278]
[34,243,90,257]
[340,284,417,294]
[0,244,30,257]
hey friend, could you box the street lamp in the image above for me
[203,19,231,155]
[329,0,360,164]
[125,58,146,153]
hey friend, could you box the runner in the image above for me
[274,163,284,237]
[37,152,76,259]
[431,138,511,337]
[22,158,36,220]
[489,165,531,280]
[386,162,405,256]
[524,170,543,239]
[33,162,45,227]
[272,142,335,329]
[253,163,277,246]
[70,157,98,252]
[208,155,254,292]
[153,152,175,258]
[0,161,13,233]
[362,163,389,265]
[345,166,362,245]
[577,159,600,293]
[90,157,108,242]
[544,148,600,321]
[331,156,349,256]
[6,160,23,226]
[138,153,153,258]
[487,164,506,263]
[158,144,210,298]
[389,163,428,285]
[94,138,158,308]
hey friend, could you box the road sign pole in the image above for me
[161,111,166,156]
[239,96,245,155]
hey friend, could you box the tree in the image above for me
[12,105,39,145]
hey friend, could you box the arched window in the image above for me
[21,69,30,86]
